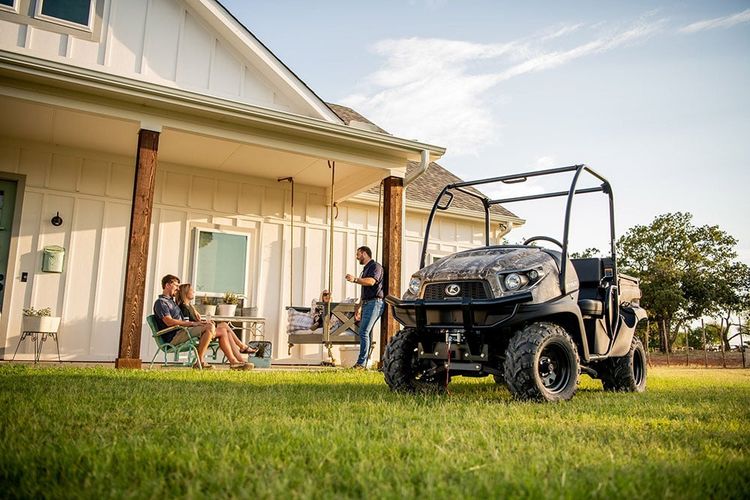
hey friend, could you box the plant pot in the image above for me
[22,316,61,333]
[217,304,237,317]
[199,304,217,316]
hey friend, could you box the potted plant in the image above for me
[217,291,240,317]
[22,307,61,333]
[198,295,216,316]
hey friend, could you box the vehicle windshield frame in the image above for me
[419,164,616,294]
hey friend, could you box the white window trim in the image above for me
[0,0,18,14]
[34,0,95,32]
[190,227,253,300]
[426,250,451,265]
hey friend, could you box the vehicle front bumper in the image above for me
[385,291,534,331]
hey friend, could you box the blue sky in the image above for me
[223,1,750,263]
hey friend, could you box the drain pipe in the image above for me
[404,150,430,187]
[400,150,430,292]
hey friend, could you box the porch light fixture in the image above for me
[50,212,63,226]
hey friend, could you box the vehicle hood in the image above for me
[418,246,556,282]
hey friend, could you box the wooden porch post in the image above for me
[380,176,403,359]
[115,129,160,369]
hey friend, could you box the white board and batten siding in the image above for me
[1,139,493,363]
[0,0,325,119]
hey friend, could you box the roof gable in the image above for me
[0,0,340,122]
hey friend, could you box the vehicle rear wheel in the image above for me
[504,322,580,402]
[599,336,647,392]
[383,329,448,394]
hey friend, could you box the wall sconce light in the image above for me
[51,212,63,227]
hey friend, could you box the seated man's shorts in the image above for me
[171,325,209,345]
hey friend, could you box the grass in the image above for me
[1,365,748,499]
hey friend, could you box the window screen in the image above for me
[193,229,248,296]
[0,0,15,7]
[39,0,91,27]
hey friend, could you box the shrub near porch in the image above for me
[0,365,748,498]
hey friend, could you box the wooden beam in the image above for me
[115,129,159,369]
[380,176,403,359]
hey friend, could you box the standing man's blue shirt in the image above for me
[360,260,384,301]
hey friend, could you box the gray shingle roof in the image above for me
[327,103,517,220]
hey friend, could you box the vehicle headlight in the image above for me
[504,273,522,291]
[408,277,422,295]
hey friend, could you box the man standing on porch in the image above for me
[345,246,384,369]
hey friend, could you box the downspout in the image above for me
[401,150,431,288]
[404,150,430,187]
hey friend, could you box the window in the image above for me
[0,0,17,13]
[191,228,251,297]
[35,0,94,30]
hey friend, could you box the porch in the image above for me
[0,53,445,365]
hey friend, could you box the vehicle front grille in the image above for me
[422,281,489,300]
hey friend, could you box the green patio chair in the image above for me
[146,315,202,369]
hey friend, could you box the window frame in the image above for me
[190,227,253,300]
[34,0,95,32]
[0,0,18,14]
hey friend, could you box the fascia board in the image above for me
[0,51,446,160]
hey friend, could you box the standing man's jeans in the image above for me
[356,299,384,366]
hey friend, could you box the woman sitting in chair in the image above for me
[176,284,258,362]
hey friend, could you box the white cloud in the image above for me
[340,17,664,156]
[680,8,750,33]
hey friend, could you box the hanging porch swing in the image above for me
[282,160,380,365]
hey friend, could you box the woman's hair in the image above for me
[176,283,192,306]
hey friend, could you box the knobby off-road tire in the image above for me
[504,322,580,402]
[599,336,647,392]
[383,329,447,394]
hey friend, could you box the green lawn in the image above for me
[1,365,748,499]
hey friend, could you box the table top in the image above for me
[208,315,265,323]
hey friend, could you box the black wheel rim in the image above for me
[538,342,572,393]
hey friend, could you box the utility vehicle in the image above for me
[383,164,648,401]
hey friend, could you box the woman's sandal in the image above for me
[230,362,254,371]
[240,346,258,355]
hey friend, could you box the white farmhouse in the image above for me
[0,0,522,365]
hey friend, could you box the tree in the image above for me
[617,212,738,353]
[712,262,750,350]
[570,247,601,259]
[686,323,722,350]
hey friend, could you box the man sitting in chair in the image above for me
[153,274,252,370]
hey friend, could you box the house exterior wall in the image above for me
[0,139,493,363]
[0,0,324,118]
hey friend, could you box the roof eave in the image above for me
[0,51,446,160]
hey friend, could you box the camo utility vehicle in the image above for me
[383,164,648,401]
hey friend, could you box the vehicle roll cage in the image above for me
[420,164,617,294]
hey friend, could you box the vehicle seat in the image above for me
[572,258,604,316]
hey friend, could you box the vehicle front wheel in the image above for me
[383,329,448,394]
[599,336,647,392]
[504,322,580,402]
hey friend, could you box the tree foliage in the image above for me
[616,212,740,352]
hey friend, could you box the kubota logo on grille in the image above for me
[445,284,461,296]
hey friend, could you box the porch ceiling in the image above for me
[0,96,397,195]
